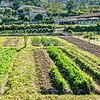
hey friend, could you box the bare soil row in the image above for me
[34,50,59,94]
[59,36,100,57]
[1,38,21,47]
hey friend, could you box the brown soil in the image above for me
[34,49,58,94]
[2,38,20,47]
[59,36,100,57]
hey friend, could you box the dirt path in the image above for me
[34,50,58,94]
[59,36,100,57]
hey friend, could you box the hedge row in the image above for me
[0,24,58,31]
[64,25,100,32]
[0,28,54,34]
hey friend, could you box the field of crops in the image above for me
[0,36,100,100]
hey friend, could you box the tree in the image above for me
[12,1,22,10]
[43,2,63,17]
[24,15,30,21]
[0,8,5,14]
[23,33,28,47]
[24,7,32,12]
[24,1,34,6]
[4,8,12,15]
[34,13,43,20]
[66,0,74,14]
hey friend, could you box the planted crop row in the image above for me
[4,49,37,99]
[59,37,100,65]
[0,24,55,30]
[32,37,62,46]
[0,48,16,86]
[47,47,94,95]
[49,66,72,94]
[64,25,100,32]
[61,47,100,79]
[0,28,54,34]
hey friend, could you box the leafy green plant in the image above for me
[47,47,94,94]
[61,47,100,80]
[32,37,41,46]
[49,66,72,94]
[0,48,16,86]
[32,37,62,46]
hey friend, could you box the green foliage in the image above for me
[0,48,16,86]
[24,15,30,21]
[0,24,55,30]
[61,47,100,80]
[23,33,28,47]
[24,7,32,12]
[43,2,63,17]
[2,16,17,22]
[49,66,72,94]
[64,25,100,33]
[3,49,37,99]
[47,47,94,94]
[0,24,56,34]
[66,0,74,14]
[12,0,41,9]
[83,32,89,38]
[83,32,96,39]
[34,13,43,21]
[32,37,62,46]
[32,37,41,46]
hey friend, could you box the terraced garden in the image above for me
[0,36,100,100]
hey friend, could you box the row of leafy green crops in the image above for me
[3,49,37,99]
[61,47,100,80]
[32,37,62,46]
[71,47,100,66]
[63,39,100,65]
[47,47,94,95]
[49,66,72,94]
[60,38,100,67]
[0,48,16,86]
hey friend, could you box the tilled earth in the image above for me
[2,38,20,47]
[34,50,58,94]
[59,36,100,57]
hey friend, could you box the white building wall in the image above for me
[29,11,38,18]
[18,5,46,18]
[1,1,13,7]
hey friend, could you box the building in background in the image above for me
[18,5,46,18]
[0,0,13,7]
[54,13,100,25]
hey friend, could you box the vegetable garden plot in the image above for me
[34,49,71,94]
[32,37,62,46]
[1,38,21,47]
[34,49,58,94]
[47,47,98,95]
[61,48,100,81]
[59,36,100,57]
[0,48,16,94]
[3,49,37,99]
[49,66,72,94]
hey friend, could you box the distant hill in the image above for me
[47,0,100,6]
